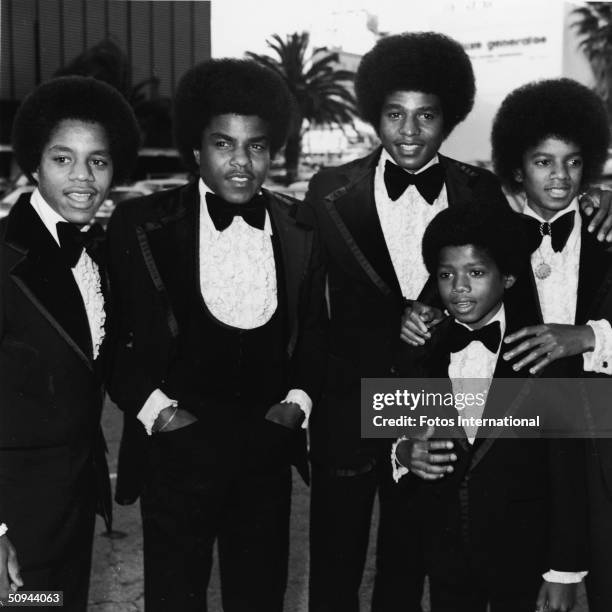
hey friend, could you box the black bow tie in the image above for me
[206,192,266,232]
[383,161,444,204]
[523,211,575,254]
[56,221,105,268]
[448,319,502,354]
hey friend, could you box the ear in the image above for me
[513,168,523,183]
[503,274,516,289]
[193,149,200,165]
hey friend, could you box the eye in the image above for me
[90,158,109,168]
[470,269,485,277]
[568,157,583,168]
[438,271,451,279]
[53,155,71,164]
[534,159,550,167]
[250,142,268,152]
[420,112,436,121]
[215,140,231,148]
[387,112,402,120]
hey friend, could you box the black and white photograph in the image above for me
[1,1,612,610]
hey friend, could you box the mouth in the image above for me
[63,189,97,204]
[394,141,424,155]
[546,185,572,199]
[450,300,475,314]
[226,173,254,187]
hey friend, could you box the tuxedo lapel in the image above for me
[267,190,310,357]
[323,148,402,299]
[439,155,475,207]
[5,196,93,369]
[576,222,612,323]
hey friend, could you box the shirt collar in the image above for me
[379,148,440,175]
[453,302,506,337]
[30,188,70,245]
[522,197,579,224]
[198,178,272,237]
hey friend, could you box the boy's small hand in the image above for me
[397,425,456,480]
[536,580,576,612]
[502,324,595,374]
[580,188,612,242]
[400,302,445,345]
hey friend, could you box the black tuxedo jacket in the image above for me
[397,294,587,587]
[106,181,327,502]
[0,195,111,567]
[514,213,612,497]
[299,147,511,467]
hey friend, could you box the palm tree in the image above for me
[247,32,358,184]
[572,3,612,122]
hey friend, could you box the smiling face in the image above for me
[33,119,113,226]
[437,244,515,329]
[378,90,446,171]
[515,137,583,221]
[195,113,270,204]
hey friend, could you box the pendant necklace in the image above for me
[534,221,552,279]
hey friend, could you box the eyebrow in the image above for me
[529,149,582,157]
[382,103,440,112]
[47,144,110,155]
[209,131,269,143]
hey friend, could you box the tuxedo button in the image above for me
[603,361,609,369]
[389,366,398,376]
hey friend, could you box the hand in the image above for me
[536,580,577,612]
[265,402,304,431]
[400,301,445,345]
[396,425,456,481]
[580,188,612,242]
[0,535,23,600]
[153,406,198,433]
[503,324,595,374]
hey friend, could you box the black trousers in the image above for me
[586,445,612,612]
[1,446,97,612]
[309,457,424,612]
[141,421,292,612]
[428,574,540,612]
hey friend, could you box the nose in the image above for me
[230,145,250,168]
[452,274,471,293]
[399,113,420,136]
[551,161,570,180]
[69,158,94,182]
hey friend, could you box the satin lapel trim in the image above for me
[576,224,612,323]
[439,155,470,206]
[267,192,309,357]
[5,200,93,369]
[323,159,399,299]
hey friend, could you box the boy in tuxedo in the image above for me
[0,76,140,609]
[107,59,327,611]
[491,78,612,612]
[394,204,587,612]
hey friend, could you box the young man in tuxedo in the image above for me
[490,78,612,612]
[302,32,510,612]
[394,204,587,612]
[0,76,140,609]
[106,59,327,611]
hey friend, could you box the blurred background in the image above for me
[0,1,606,609]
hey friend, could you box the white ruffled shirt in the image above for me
[522,200,612,374]
[374,149,448,299]
[30,189,106,359]
[137,180,311,434]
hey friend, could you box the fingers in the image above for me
[416,424,436,441]
[503,325,543,345]
[580,191,596,218]
[7,547,22,589]
[535,582,548,612]
[400,312,431,346]
[409,438,457,478]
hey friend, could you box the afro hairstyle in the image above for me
[12,76,140,184]
[173,58,295,172]
[355,31,475,136]
[422,202,528,277]
[492,78,610,192]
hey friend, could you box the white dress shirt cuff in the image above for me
[0,523,7,537]
[543,570,587,584]
[282,389,312,429]
[583,319,612,374]
[137,389,178,435]
[391,437,410,483]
